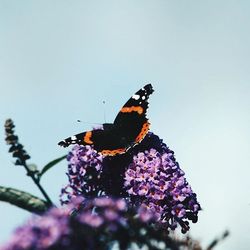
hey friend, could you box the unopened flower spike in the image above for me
[5,119,30,165]
[4,119,53,206]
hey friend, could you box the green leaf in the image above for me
[38,155,67,179]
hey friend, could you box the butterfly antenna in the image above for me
[103,100,107,123]
[76,120,101,126]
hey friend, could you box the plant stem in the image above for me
[23,164,53,207]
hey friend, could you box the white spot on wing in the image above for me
[132,94,140,100]
[142,96,146,100]
[71,135,77,140]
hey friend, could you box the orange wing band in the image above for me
[120,106,144,115]
[83,131,94,144]
[135,121,150,143]
[101,148,126,156]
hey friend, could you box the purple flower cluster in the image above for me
[1,197,127,250]
[60,132,200,233]
[1,206,71,250]
[60,145,103,203]
[124,147,200,233]
[77,196,127,230]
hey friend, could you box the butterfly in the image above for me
[58,84,154,156]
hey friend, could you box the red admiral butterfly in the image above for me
[58,84,154,156]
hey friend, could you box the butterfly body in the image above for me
[58,84,154,156]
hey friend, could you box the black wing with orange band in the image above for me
[113,83,154,144]
[58,128,127,155]
[58,84,154,156]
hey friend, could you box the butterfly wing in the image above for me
[58,128,127,156]
[113,83,154,145]
[58,84,154,156]
[58,130,100,148]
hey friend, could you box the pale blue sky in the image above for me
[0,1,250,249]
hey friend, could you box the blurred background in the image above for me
[0,1,250,249]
